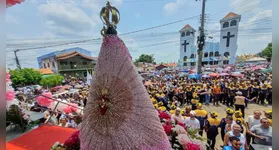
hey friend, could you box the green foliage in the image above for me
[40,74,64,87]
[10,68,42,87]
[134,54,155,66]
[6,105,28,132]
[261,43,272,61]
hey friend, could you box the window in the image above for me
[224,52,230,57]
[186,31,191,36]
[190,62,196,66]
[214,51,219,57]
[43,63,46,68]
[52,62,55,68]
[204,52,208,57]
[223,22,229,28]
[209,61,213,65]
[223,60,229,64]
[214,61,218,65]
[47,63,50,68]
[190,54,195,58]
[230,20,237,26]
[181,32,185,37]
[209,52,214,57]
[183,56,187,66]
[83,61,88,65]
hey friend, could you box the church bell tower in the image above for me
[179,24,196,67]
[219,12,241,65]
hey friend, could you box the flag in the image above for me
[86,70,92,85]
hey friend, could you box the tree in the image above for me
[261,43,272,62]
[134,54,155,66]
[10,68,42,87]
[40,74,64,88]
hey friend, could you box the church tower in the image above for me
[219,12,241,65]
[179,24,196,67]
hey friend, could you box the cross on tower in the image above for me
[223,32,235,47]
[182,40,189,52]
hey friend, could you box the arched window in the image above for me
[223,22,229,28]
[186,31,191,36]
[43,63,46,68]
[181,32,185,37]
[47,63,50,68]
[52,62,55,68]
[190,54,195,58]
[204,52,208,57]
[224,52,230,57]
[183,56,188,61]
[230,20,237,26]
[214,51,219,57]
[183,56,188,66]
[209,52,214,57]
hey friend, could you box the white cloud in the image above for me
[6,15,19,24]
[38,3,96,36]
[229,0,260,14]
[163,0,187,15]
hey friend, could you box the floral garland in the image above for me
[158,110,206,150]
[52,111,206,150]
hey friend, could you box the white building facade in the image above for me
[179,12,241,67]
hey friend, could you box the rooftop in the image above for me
[34,68,54,75]
[180,24,195,32]
[222,12,240,19]
[56,51,95,60]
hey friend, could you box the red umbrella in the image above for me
[209,73,219,77]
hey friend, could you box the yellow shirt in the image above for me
[191,99,199,104]
[170,110,176,115]
[268,119,272,126]
[233,116,245,125]
[207,118,221,126]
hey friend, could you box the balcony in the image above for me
[58,64,94,71]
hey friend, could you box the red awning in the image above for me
[6,125,76,150]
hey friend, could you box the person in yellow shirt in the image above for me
[195,103,208,136]
[264,110,272,126]
[191,96,199,110]
[169,105,176,115]
[204,111,221,149]
[233,111,245,133]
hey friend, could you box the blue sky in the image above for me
[6,0,272,69]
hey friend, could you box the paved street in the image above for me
[196,103,272,150]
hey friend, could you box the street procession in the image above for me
[6,0,272,150]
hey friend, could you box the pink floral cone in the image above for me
[80,35,171,150]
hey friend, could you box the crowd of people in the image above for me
[13,65,272,150]
[145,68,272,150]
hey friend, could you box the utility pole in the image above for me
[14,50,21,69]
[197,0,206,74]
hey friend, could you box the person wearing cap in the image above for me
[234,91,256,118]
[204,111,221,149]
[184,110,200,130]
[233,111,245,133]
[219,108,235,142]
[185,86,193,105]
[245,110,262,146]
[264,110,272,126]
[251,82,259,100]
[191,95,199,110]
[239,83,249,108]
[195,103,208,136]
[228,84,236,107]
[258,83,268,105]
[266,83,272,105]
[213,84,221,106]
